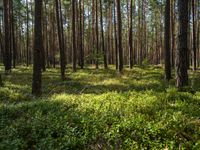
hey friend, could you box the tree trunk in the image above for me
[79,0,84,69]
[26,0,29,67]
[11,0,16,69]
[176,0,189,89]
[55,0,66,79]
[95,0,99,69]
[3,0,12,73]
[100,0,107,69]
[32,0,43,95]
[171,0,175,68]
[116,0,123,73]
[114,2,118,70]
[192,0,197,71]
[72,0,77,72]
[129,0,133,69]
[164,0,171,80]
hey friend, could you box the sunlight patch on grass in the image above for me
[0,65,200,149]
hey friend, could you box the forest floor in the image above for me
[0,65,200,149]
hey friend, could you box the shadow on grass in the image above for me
[0,100,122,149]
[1,90,200,149]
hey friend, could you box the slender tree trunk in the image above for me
[95,0,99,69]
[164,0,171,80]
[171,0,175,68]
[116,0,123,73]
[192,0,197,71]
[79,0,84,69]
[55,0,66,79]
[92,0,95,65]
[11,0,16,69]
[26,0,29,67]
[44,1,49,68]
[3,0,12,73]
[114,2,118,70]
[72,0,77,72]
[129,0,133,69]
[32,0,43,95]
[100,0,107,69]
[176,0,189,89]
[59,0,66,67]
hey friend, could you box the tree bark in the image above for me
[192,0,197,71]
[116,0,123,73]
[164,0,171,80]
[79,0,84,69]
[176,0,189,89]
[72,0,77,72]
[95,0,99,69]
[55,0,66,78]
[100,0,107,69]
[129,0,133,69]
[3,0,12,73]
[32,0,43,95]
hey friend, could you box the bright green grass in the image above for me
[0,65,200,149]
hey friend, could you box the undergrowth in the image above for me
[0,65,200,149]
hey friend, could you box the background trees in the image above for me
[0,0,199,89]
[1,1,200,149]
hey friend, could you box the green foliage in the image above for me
[0,66,200,149]
[142,58,149,67]
[85,50,104,64]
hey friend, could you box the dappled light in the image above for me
[0,0,199,149]
[1,66,200,149]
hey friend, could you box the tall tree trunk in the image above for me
[95,0,99,69]
[192,0,197,71]
[55,0,66,79]
[176,0,189,89]
[164,0,171,80]
[11,0,16,69]
[3,0,12,73]
[171,0,175,68]
[129,0,133,69]
[32,0,43,95]
[116,0,123,73]
[79,0,84,69]
[26,0,29,67]
[44,1,49,68]
[114,2,118,70]
[72,0,77,72]
[100,0,107,69]
[92,0,95,65]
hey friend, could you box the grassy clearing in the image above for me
[0,65,200,149]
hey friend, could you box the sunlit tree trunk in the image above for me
[116,0,123,73]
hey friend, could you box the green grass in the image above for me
[0,65,200,149]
